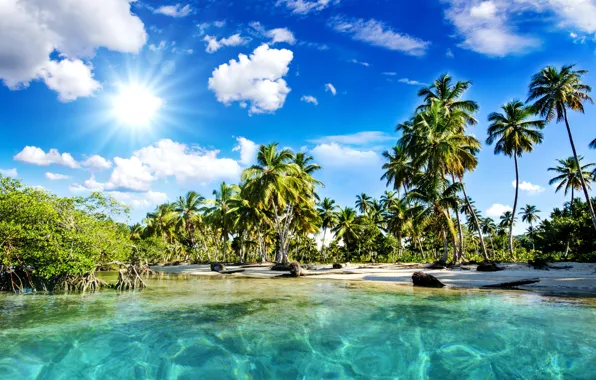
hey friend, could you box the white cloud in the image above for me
[444,0,540,57]
[39,59,101,102]
[309,131,394,145]
[325,83,337,96]
[154,4,192,18]
[0,0,146,99]
[14,146,79,168]
[349,59,370,67]
[277,0,340,14]
[382,72,397,76]
[446,48,455,58]
[106,157,154,192]
[69,175,105,192]
[250,22,297,45]
[208,44,294,115]
[329,16,430,56]
[204,34,249,53]
[149,40,168,51]
[0,168,17,177]
[398,78,427,86]
[486,203,512,217]
[301,95,319,105]
[108,191,168,209]
[513,180,545,195]
[82,155,112,171]
[196,21,226,36]
[311,143,380,167]
[233,137,260,166]
[45,172,70,181]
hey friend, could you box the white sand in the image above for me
[152,262,596,295]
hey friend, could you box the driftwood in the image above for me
[481,278,540,289]
[219,269,245,275]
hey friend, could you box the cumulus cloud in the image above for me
[444,0,540,57]
[398,78,427,86]
[0,0,146,99]
[486,203,512,217]
[309,131,394,145]
[154,4,192,17]
[513,180,545,195]
[250,22,296,45]
[301,95,319,105]
[45,172,70,181]
[82,155,112,171]
[208,44,294,115]
[69,175,106,192]
[107,191,169,209]
[39,59,101,102]
[106,157,154,192]
[330,16,430,56]
[14,146,79,168]
[325,83,337,96]
[277,0,340,14]
[233,137,260,166]
[0,168,17,177]
[204,34,250,53]
[311,143,380,167]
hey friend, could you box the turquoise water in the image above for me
[1,275,595,379]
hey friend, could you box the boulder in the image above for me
[289,261,303,277]
[476,261,504,272]
[270,263,291,271]
[412,272,445,288]
[332,263,344,269]
[210,263,226,272]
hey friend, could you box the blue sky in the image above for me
[1,0,596,233]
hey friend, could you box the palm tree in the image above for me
[381,146,414,195]
[487,100,546,255]
[481,217,497,257]
[332,207,359,261]
[528,64,596,230]
[385,198,411,258]
[548,156,595,204]
[520,205,541,250]
[210,182,240,262]
[317,198,338,260]
[242,143,313,263]
[355,193,373,215]
[175,191,205,259]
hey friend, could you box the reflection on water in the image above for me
[0,274,595,379]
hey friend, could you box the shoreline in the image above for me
[152,262,596,296]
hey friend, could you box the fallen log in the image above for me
[481,278,540,289]
[219,269,245,275]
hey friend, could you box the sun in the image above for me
[112,85,163,126]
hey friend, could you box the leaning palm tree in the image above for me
[317,197,338,260]
[520,205,541,250]
[528,64,596,230]
[548,156,595,204]
[487,100,545,255]
[355,193,373,215]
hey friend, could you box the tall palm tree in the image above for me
[548,156,595,204]
[317,197,338,260]
[175,191,205,257]
[520,205,541,250]
[210,182,240,262]
[355,193,373,215]
[528,64,596,230]
[481,217,497,257]
[487,100,546,255]
[380,190,398,210]
[332,207,359,261]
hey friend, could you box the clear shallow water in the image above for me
[1,275,595,379]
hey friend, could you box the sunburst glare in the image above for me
[111,84,164,126]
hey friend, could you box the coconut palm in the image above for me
[380,190,399,210]
[548,156,595,204]
[332,207,360,261]
[381,146,414,195]
[317,197,338,260]
[487,100,546,255]
[520,205,541,250]
[175,191,205,257]
[210,182,240,262]
[528,64,596,230]
[355,193,373,215]
[481,217,497,256]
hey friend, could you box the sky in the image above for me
[1,0,596,234]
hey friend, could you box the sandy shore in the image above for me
[152,262,596,295]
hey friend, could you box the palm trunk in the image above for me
[441,229,449,263]
[461,183,489,261]
[510,154,520,257]
[451,174,465,262]
[564,108,596,231]
[321,227,327,261]
[490,236,495,260]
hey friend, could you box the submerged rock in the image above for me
[476,262,504,272]
[412,272,446,288]
[289,261,303,277]
[210,263,226,272]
